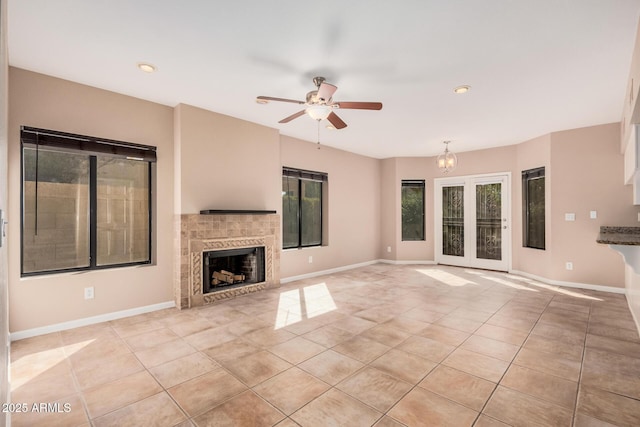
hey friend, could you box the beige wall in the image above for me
[380,158,398,260]
[513,134,553,278]
[174,103,281,214]
[279,135,381,278]
[550,123,636,287]
[1,0,9,423]
[8,68,175,332]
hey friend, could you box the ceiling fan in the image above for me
[256,76,382,129]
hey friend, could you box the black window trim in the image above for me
[522,166,545,250]
[401,179,426,241]
[282,167,326,250]
[20,126,154,277]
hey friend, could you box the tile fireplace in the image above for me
[175,211,280,309]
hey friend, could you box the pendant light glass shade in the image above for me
[437,141,457,173]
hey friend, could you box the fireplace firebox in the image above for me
[202,247,266,294]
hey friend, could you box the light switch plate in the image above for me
[590,211,597,219]
[565,213,576,221]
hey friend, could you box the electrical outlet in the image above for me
[308,256,313,264]
[84,287,94,300]
[590,211,597,219]
[387,246,391,253]
[565,262,573,271]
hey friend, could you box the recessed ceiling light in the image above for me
[137,63,156,73]
[256,98,269,104]
[454,85,471,94]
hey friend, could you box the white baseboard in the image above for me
[10,301,176,341]
[280,260,380,284]
[280,259,439,284]
[509,270,626,294]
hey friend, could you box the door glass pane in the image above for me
[442,186,464,256]
[22,148,90,273]
[282,176,299,248]
[476,183,502,260]
[301,180,322,246]
[96,158,150,266]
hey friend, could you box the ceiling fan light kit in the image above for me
[306,105,332,121]
[257,76,383,131]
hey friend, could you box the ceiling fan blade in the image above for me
[278,110,306,123]
[334,101,383,110]
[327,112,347,129]
[317,82,338,103]
[257,96,305,104]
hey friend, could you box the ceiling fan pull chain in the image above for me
[317,120,321,149]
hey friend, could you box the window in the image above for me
[522,167,545,249]
[401,180,425,241]
[282,167,326,249]
[21,127,156,276]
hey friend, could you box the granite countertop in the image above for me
[597,226,640,245]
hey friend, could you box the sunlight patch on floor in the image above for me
[416,269,477,286]
[528,281,603,301]
[463,269,485,275]
[11,340,93,390]
[481,275,539,292]
[274,289,303,329]
[274,283,337,329]
[304,283,337,318]
[502,274,603,301]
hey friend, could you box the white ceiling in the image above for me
[8,1,640,158]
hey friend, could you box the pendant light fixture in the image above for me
[437,140,457,173]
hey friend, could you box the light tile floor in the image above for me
[8,264,640,426]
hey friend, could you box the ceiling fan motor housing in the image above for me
[306,90,329,105]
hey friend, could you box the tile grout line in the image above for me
[570,302,591,427]
[471,292,555,426]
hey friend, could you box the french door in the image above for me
[435,174,510,271]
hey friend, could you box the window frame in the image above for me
[282,167,326,250]
[401,179,426,241]
[522,166,545,250]
[20,126,155,277]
